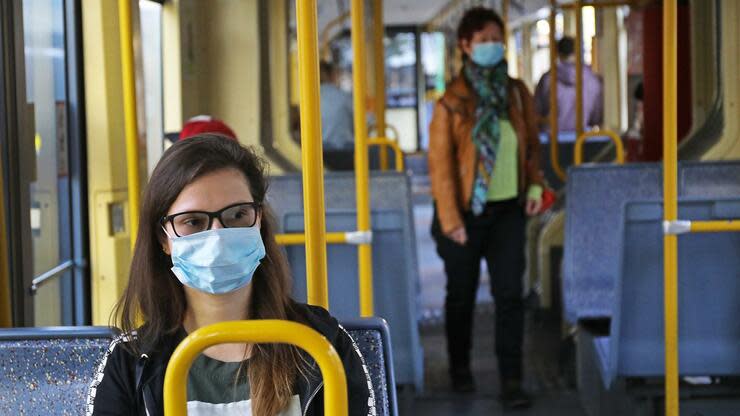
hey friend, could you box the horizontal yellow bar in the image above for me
[368,137,405,173]
[690,220,740,233]
[163,320,348,416]
[275,232,347,245]
[560,1,633,9]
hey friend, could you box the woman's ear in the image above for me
[158,226,172,255]
[460,38,473,57]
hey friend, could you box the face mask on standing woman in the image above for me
[471,41,506,67]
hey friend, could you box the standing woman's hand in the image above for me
[446,226,468,245]
[525,198,542,216]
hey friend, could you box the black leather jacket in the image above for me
[86,303,376,416]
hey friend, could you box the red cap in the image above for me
[179,115,237,141]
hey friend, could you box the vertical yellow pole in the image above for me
[574,0,584,139]
[663,1,679,415]
[296,0,330,309]
[548,2,566,181]
[373,0,388,171]
[118,0,141,249]
[351,0,375,317]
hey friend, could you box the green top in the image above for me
[187,354,250,404]
[486,120,542,201]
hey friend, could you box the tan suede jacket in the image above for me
[428,73,544,235]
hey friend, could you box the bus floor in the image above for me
[402,202,586,415]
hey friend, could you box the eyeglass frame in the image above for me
[160,202,262,237]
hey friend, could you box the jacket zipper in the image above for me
[302,381,323,416]
[142,394,151,416]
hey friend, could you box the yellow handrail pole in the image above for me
[574,0,584,139]
[296,0,330,309]
[351,0,375,317]
[118,0,141,249]
[689,221,740,233]
[574,130,625,165]
[662,1,679,415]
[163,321,348,416]
[548,1,566,181]
[373,0,389,171]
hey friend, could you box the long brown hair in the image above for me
[114,134,307,415]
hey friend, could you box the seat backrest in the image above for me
[563,161,740,323]
[603,198,740,385]
[268,172,424,391]
[0,326,115,415]
[342,317,398,416]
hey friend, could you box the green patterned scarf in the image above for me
[463,60,510,215]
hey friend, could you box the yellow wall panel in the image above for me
[178,0,261,148]
[91,191,131,325]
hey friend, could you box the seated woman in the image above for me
[87,134,375,416]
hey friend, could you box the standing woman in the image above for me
[428,7,543,408]
[87,135,375,416]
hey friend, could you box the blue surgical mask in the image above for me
[470,41,505,67]
[166,227,266,294]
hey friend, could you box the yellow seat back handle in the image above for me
[574,129,625,166]
[163,320,348,416]
[368,137,405,173]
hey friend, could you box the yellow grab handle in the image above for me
[163,320,348,416]
[574,130,625,166]
[368,137,404,173]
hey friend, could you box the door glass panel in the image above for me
[385,31,418,152]
[23,0,71,326]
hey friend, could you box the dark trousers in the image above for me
[432,199,526,383]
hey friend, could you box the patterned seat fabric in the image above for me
[348,328,389,416]
[0,337,111,415]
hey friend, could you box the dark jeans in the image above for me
[431,199,526,383]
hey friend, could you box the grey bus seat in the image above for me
[343,317,399,416]
[0,326,115,415]
[267,172,424,391]
[0,321,397,415]
[563,161,740,323]
[593,198,740,387]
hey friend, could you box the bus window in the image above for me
[139,0,164,173]
[22,0,72,326]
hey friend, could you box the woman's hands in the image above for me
[525,198,542,216]
[446,226,468,245]
[446,197,541,246]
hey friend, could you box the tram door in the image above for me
[1,0,87,327]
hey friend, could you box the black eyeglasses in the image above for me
[161,202,261,237]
